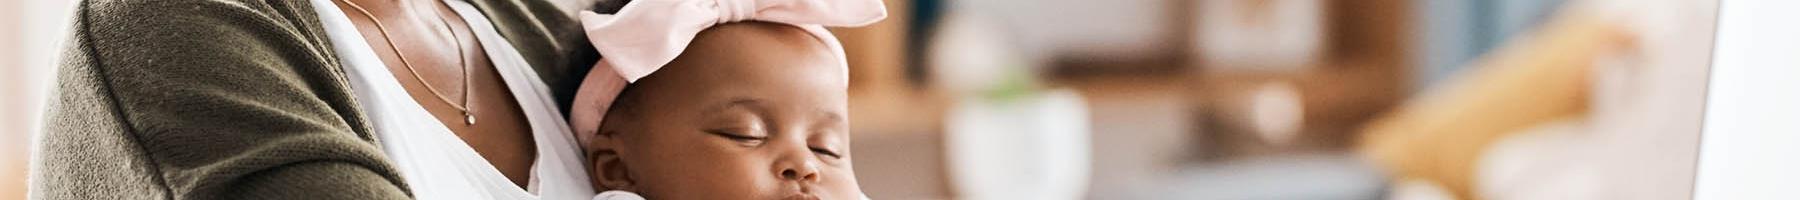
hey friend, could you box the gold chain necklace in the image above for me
[337,0,477,125]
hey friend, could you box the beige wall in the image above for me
[2,0,75,199]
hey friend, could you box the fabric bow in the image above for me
[569,0,887,145]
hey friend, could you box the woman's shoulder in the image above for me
[79,0,322,26]
[73,0,334,62]
[61,0,368,147]
[43,1,405,199]
[79,0,329,36]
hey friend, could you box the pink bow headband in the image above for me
[569,0,888,144]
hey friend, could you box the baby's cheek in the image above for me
[633,158,770,199]
[621,139,763,199]
[822,168,865,199]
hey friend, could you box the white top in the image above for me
[309,0,596,199]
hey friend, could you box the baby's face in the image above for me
[586,22,859,200]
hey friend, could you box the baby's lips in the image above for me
[782,193,821,200]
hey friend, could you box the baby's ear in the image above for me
[587,136,636,191]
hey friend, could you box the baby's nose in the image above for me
[777,158,821,183]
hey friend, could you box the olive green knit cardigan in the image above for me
[32,0,597,199]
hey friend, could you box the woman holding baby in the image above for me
[32,0,883,199]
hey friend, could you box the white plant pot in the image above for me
[945,89,1092,200]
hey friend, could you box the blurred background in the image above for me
[3,0,75,199]
[0,0,1719,199]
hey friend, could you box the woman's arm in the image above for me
[33,0,408,199]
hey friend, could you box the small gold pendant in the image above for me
[465,113,476,125]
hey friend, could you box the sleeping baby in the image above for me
[565,0,886,199]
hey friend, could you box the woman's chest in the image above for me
[332,0,539,187]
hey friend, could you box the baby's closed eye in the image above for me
[705,128,845,159]
[705,128,766,146]
[810,146,842,159]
